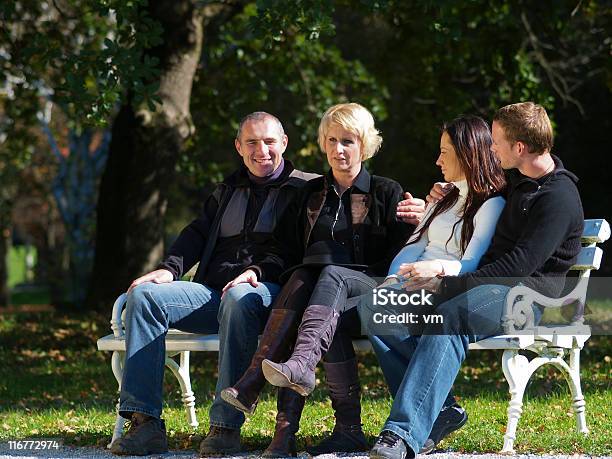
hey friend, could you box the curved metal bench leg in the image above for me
[565,347,588,434]
[501,350,530,454]
[109,351,127,448]
[165,351,198,428]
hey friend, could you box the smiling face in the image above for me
[235,118,288,177]
[436,131,465,182]
[324,123,363,178]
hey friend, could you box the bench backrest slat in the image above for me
[581,219,610,244]
[570,219,609,272]
[571,246,603,271]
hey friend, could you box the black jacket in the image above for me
[159,160,317,289]
[440,155,584,299]
[276,168,414,278]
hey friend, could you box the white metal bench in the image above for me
[97,218,609,453]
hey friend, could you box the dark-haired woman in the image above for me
[261,115,506,454]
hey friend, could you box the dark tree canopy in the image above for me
[1,0,610,307]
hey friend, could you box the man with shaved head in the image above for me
[110,112,317,456]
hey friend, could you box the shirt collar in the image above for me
[452,179,468,198]
[325,166,371,193]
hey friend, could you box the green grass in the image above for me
[0,308,610,455]
[7,246,37,288]
[8,288,51,306]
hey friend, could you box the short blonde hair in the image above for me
[318,103,382,161]
[493,102,553,155]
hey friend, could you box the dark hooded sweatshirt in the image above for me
[439,155,584,299]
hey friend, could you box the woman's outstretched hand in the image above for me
[396,192,426,225]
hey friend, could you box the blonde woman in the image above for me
[221,103,418,456]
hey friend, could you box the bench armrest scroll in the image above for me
[502,277,589,333]
[110,293,128,338]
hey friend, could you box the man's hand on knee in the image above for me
[222,269,259,296]
[128,269,174,292]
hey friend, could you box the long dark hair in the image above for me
[409,115,506,254]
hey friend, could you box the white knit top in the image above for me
[387,180,505,277]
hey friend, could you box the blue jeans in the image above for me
[119,280,279,429]
[360,284,511,454]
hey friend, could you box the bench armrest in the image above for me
[110,293,128,338]
[502,276,589,334]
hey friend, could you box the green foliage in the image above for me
[317,0,611,193]
[252,0,336,42]
[0,87,37,178]
[184,3,387,188]
[0,87,38,246]
[0,0,163,127]
[2,0,611,285]
[3,0,608,191]
[174,0,611,196]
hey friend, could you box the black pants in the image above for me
[271,265,377,363]
[308,265,378,363]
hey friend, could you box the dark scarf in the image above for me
[247,158,286,186]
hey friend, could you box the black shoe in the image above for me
[307,425,368,455]
[110,413,168,456]
[199,425,241,456]
[370,430,412,459]
[419,404,468,454]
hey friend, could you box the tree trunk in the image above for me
[86,0,203,309]
[0,211,11,307]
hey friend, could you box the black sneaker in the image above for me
[110,412,168,456]
[370,430,412,459]
[199,425,241,457]
[419,404,468,454]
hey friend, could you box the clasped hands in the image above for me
[396,260,443,293]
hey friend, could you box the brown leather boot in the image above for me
[221,308,300,414]
[306,358,368,455]
[262,388,306,457]
[199,425,241,456]
[110,412,168,456]
[262,305,339,396]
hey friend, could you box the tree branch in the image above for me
[51,0,80,20]
[520,11,585,116]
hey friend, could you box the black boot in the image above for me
[262,388,306,457]
[221,308,299,414]
[306,358,368,455]
[262,305,339,396]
